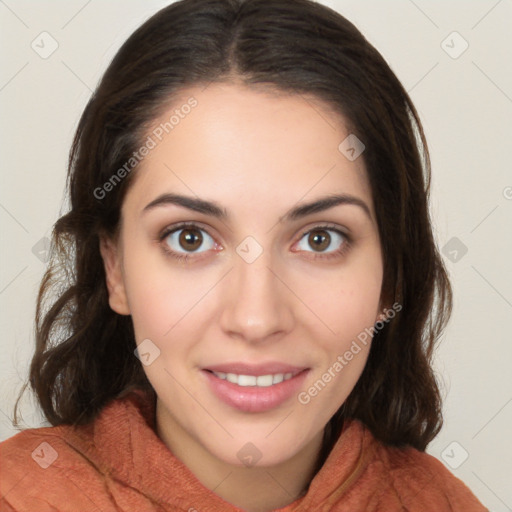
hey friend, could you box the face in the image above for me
[101,82,384,469]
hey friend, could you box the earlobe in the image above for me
[99,236,131,315]
[375,300,390,325]
[375,288,395,324]
[375,311,386,323]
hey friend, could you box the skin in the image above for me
[100,82,385,511]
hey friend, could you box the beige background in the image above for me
[1,1,511,510]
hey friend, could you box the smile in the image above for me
[209,371,294,387]
[203,368,310,413]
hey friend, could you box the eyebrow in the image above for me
[142,192,372,222]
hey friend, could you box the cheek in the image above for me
[296,268,380,425]
[124,269,169,339]
[296,250,382,408]
[299,254,383,340]
[126,270,204,342]
[121,237,212,339]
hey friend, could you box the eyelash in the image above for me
[157,222,352,263]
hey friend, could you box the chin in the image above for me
[206,427,316,469]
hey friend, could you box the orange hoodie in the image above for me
[1,390,488,511]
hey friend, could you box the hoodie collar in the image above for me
[88,389,373,511]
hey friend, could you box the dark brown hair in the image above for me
[15,0,452,459]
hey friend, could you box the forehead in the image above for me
[123,82,373,221]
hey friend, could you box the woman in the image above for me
[0,0,488,510]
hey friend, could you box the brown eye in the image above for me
[295,226,349,258]
[308,230,331,252]
[163,225,215,256]
[179,228,203,251]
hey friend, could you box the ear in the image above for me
[99,235,131,315]
[375,310,387,324]
[375,294,392,324]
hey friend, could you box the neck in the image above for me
[155,400,327,512]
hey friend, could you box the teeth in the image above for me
[257,375,273,387]
[212,371,295,387]
[238,374,257,386]
[272,373,284,384]
[226,373,238,384]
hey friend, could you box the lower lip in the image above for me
[202,369,310,413]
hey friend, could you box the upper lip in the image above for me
[204,362,308,377]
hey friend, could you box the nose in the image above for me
[219,248,294,345]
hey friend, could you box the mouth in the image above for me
[203,369,302,387]
[201,363,310,413]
